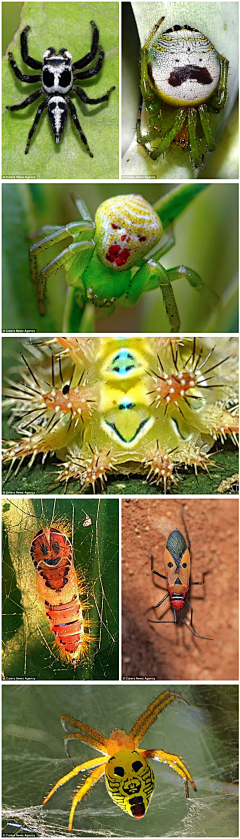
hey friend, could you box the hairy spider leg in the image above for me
[33,240,95,314]
[73,85,116,106]
[7,88,43,112]
[208,56,229,110]
[137,106,186,155]
[139,747,197,798]
[61,713,110,754]
[25,99,48,154]
[67,98,94,157]
[73,47,104,79]
[7,51,42,83]
[29,221,95,312]
[128,690,188,744]
[20,25,43,69]
[120,227,208,331]
[72,21,100,70]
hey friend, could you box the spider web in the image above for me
[2,685,238,837]
[2,497,119,681]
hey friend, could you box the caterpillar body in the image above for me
[30,519,89,666]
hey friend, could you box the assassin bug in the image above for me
[147,507,213,640]
[42,690,196,830]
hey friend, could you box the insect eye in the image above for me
[114,766,124,777]
[132,760,143,772]
[168,561,174,567]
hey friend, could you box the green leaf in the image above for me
[2,2,119,179]
[154,184,209,230]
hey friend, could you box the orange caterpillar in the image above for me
[30,518,90,666]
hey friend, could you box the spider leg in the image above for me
[208,56,229,110]
[43,756,107,806]
[73,84,115,106]
[72,21,99,70]
[25,98,47,154]
[140,747,197,796]
[6,88,43,112]
[198,104,216,152]
[8,51,41,83]
[137,106,186,159]
[73,47,104,79]
[166,265,219,311]
[20,25,43,69]
[32,239,94,314]
[67,98,93,157]
[61,714,109,754]
[68,763,106,831]
[124,258,181,331]
[129,691,189,746]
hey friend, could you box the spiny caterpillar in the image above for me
[3,336,238,493]
[3,498,91,669]
[30,518,89,667]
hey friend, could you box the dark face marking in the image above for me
[52,540,60,554]
[43,68,54,87]
[114,766,124,777]
[130,796,145,817]
[168,65,213,87]
[40,542,48,556]
[132,760,143,772]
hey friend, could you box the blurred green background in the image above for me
[2,497,119,680]
[2,684,238,836]
[2,2,22,54]
[2,183,238,333]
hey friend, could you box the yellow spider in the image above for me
[43,690,196,831]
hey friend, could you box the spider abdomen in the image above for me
[48,95,68,142]
[149,26,220,107]
[95,194,163,271]
[105,749,155,817]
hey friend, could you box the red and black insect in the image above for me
[147,508,213,640]
[30,520,89,665]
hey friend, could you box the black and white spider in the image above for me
[6,22,115,156]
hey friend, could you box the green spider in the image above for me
[137,16,229,168]
[29,186,217,332]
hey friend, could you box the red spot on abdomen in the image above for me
[106,244,131,266]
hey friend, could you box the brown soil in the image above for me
[122,498,238,681]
